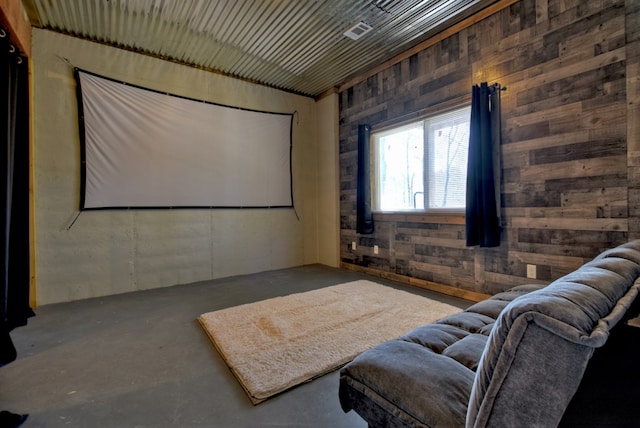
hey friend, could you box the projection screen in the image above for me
[75,70,294,209]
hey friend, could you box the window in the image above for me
[372,106,471,212]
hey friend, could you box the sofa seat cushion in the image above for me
[442,333,490,371]
[434,312,495,334]
[340,329,476,427]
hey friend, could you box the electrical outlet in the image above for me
[351,241,356,250]
[526,264,537,279]
[374,245,379,254]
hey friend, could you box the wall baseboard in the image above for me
[341,262,491,303]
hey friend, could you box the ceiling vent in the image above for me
[344,21,373,40]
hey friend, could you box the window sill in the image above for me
[372,211,465,225]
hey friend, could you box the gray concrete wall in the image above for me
[32,29,327,304]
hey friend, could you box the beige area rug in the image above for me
[197,280,461,404]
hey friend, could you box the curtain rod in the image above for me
[372,93,471,132]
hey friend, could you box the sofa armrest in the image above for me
[467,247,640,428]
[467,314,594,428]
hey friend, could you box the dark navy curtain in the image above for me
[465,82,502,247]
[1,27,34,367]
[356,124,374,234]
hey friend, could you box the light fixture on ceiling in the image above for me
[344,21,373,40]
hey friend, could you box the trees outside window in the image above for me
[373,106,471,212]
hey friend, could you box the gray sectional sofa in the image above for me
[339,240,640,427]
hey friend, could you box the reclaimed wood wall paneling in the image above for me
[339,0,635,295]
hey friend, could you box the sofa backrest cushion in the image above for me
[466,240,640,428]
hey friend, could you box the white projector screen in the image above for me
[75,70,293,209]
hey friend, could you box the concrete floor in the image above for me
[0,264,470,428]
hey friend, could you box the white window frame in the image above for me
[371,105,471,213]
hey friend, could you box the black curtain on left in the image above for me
[1,27,34,367]
[356,124,374,234]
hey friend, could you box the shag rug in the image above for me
[197,280,461,404]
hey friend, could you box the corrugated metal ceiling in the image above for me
[23,0,499,97]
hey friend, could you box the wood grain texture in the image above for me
[626,0,640,236]
[339,0,636,296]
[0,0,31,56]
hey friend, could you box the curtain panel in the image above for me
[465,82,502,247]
[356,124,374,234]
[1,27,33,366]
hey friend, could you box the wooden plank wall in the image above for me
[339,0,638,296]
